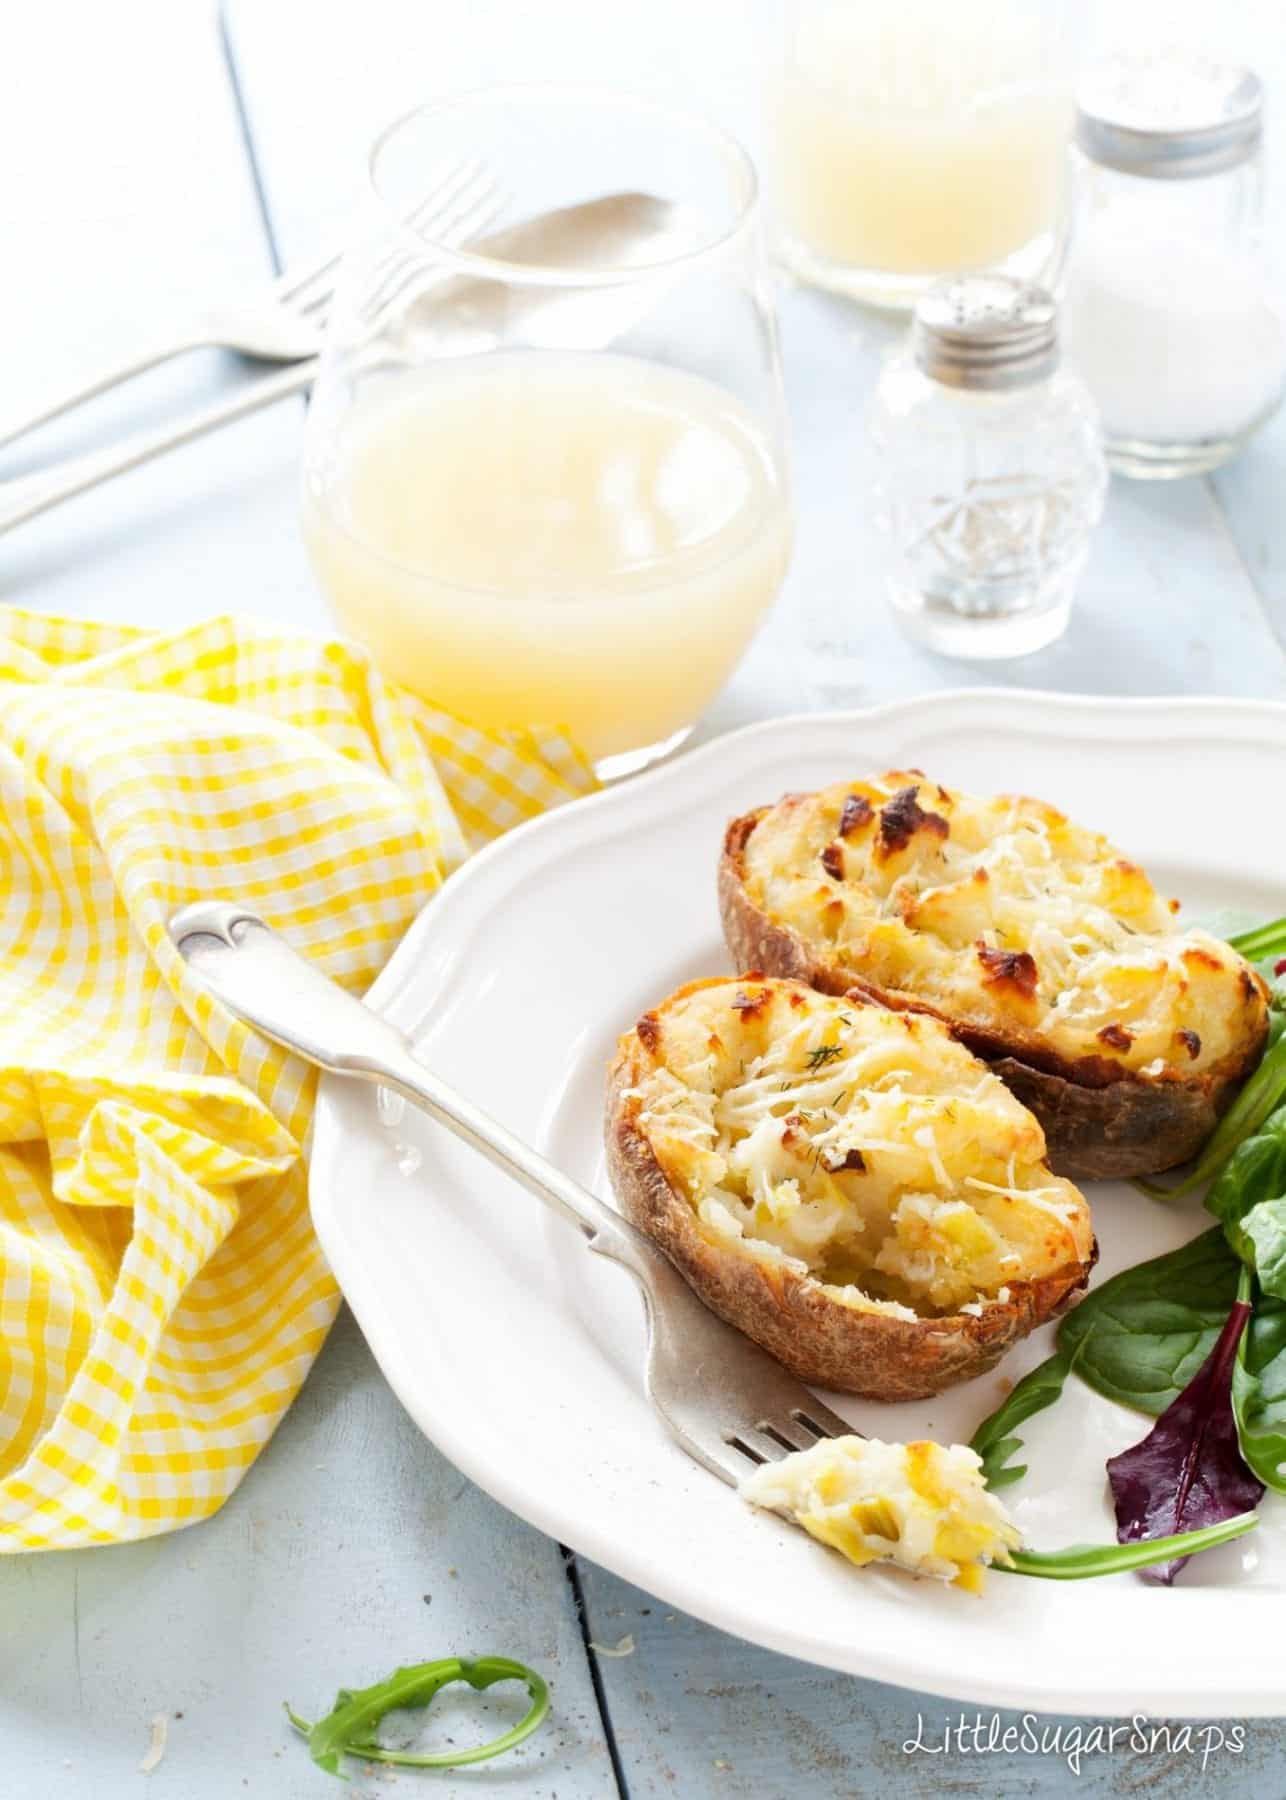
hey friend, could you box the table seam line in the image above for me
[563,1547,631,1800]
[217,0,284,278]
[1203,470,1286,659]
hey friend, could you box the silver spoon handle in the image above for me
[0,361,316,533]
[0,327,218,452]
[168,901,650,1266]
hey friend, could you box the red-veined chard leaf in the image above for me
[1106,1290,1263,1585]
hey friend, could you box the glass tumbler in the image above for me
[300,87,793,779]
[772,0,1079,310]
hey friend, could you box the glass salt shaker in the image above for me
[1063,53,1286,477]
[868,274,1106,660]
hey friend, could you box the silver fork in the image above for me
[0,158,498,452]
[168,902,851,1487]
[0,170,503,535]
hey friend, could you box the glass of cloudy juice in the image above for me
[301,87,793,778]
[774,0,1079,310]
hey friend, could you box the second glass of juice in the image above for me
[773,0,1079,310]
[301,88,793,778]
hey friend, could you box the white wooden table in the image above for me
[3,3,1286,1795]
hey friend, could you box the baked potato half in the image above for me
[605,976,1094,1401]
[719,773,1270,1180]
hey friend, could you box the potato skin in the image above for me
[719,810,1268,1181]
[605,999,1095,1404]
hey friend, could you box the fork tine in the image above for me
[672,1428,764,1489]
[279,155,497,318]
[787,1396,854,1441]
[274,156,471,307]
[356,184,506,329]
[298,172,504,334]
[725,1405,852,1471]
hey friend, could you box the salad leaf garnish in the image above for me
[1057,1228,1240,1415]
[1239,1202,1286,1298]
[286,1656,549,1779]
[969,1337,1087,1489]
[1105,1286,1263,1584]
[1206,1108,1286,1292]
[1233,1282,1286,1494]
[1227,916,1286,961]
[1003,1512,1257,1580]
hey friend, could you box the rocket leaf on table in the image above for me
[1106,1282,1263,1585]
[286,1656,549,1779]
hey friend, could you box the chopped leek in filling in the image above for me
[629,980,1092,1318]
[740,1435,1021,1593]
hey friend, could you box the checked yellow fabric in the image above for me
[0,608,594,1549]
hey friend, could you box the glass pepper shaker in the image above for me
[1062,53,1286,478]
[868,274,1106,659]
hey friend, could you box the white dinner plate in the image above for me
[311,691,1286,1716]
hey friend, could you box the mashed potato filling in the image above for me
[630,980,1091,1318]
[741,771,1265,1078]
[740,1435,1021,1592]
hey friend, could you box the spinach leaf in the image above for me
[1058,1228,1241,1415]
[1206,1108,1286,1290]
[1241,1201,1286,1298]
[1233,1283,1286,1495]
[1105,1292,1262,1583]
[969,1339,1086,1489]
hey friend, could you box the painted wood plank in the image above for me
[0,6,618,1796]
[0,1310,614,1799]
[0,0,318,634]
[575,1558,1286,1799]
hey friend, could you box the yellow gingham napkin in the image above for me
[0,608,594,1550]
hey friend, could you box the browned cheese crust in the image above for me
[719,809,1268,1181]
[605,979,1095,1402]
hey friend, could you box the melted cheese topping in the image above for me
[740,771,1266,1077]
[740,1435,1021,1592]
[627,979,1091,1317]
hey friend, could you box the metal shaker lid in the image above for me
[913,275,1059,391]
[1077,52,1263,180]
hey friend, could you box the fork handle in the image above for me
[168,901,656,1279]
[0,327,222,452]
[0,360,317,533]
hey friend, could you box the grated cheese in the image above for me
[630,980,1092,1316]
[742,772,1262,1077]
[139,1715,167,1776]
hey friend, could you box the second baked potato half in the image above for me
[606,976,1094,1401]
[719,774,1270,1180]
